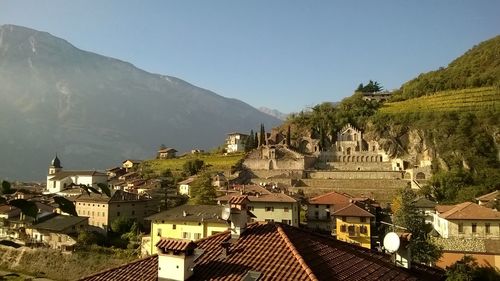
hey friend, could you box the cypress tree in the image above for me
[259,124,266,147]
[286,125,291,147]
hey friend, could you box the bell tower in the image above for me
[48,155,62,175]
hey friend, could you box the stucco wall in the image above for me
[437,252,500,270]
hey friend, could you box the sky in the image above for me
[1,0,499,113]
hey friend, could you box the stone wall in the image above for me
[244,156,316,171]
[307,171,403,180]
[247,169,305,179]
[323,162,393,171]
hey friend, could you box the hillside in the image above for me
[392,35,500,101]
[380,87,500,114]
[0,25,281,180]
[283,36,500,203]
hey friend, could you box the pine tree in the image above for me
[259,124,266,147]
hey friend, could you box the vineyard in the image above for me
[380,87,500,114]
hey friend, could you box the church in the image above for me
[45,155,107,194]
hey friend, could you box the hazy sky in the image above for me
[1,0,499,113]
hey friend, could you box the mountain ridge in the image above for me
[0,24,281,180]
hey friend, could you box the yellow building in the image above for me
[333,203,374,249]
[144,204,228,255]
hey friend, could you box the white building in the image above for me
[225,132,248,153]
[45,156,107,194]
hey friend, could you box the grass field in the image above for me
[141,152,245,175]
[380,87,500,114]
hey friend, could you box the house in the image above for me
[122,159,142,172]
[157,148,178,159]
[106,166,126,179]
[143,204,228,256]
[217,185,299,226]
[211,172,227,189]
[433,202,500,239]
[45,156,108,194]
[0,202,55,241]
[74,190,155,233]
[413,197,437,224]
[432,202,500,270]
[476,190,499,209]
[332,203,375,249]
[225,132,248,153]
[307,191,353,233]
[178,176,196,197]
[28,214,88,251]
[80,201,444,281]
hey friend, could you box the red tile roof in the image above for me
[476,190,499,202]
[80,223,443,281]
[156,239,197,252]
[228,195,249,205]
[438,202,500,220]
[218,185,297,203]
[332,203,375,218]
[309,191,352,205]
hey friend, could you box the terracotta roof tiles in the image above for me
[156,239,197,252]
[309,191,353,205]
[438,202,500,220]
[80,223,444,281]
[332,203,375,218]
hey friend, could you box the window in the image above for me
[359,225,368,234]
[472,223,477,233]
[182,232,190,239]
[265,219,274,223]
[314,211,319,219]
[157,228,162,237]
[458,223,464,233]
[485,223,490,234]
[315,204,319,208]
[360,217,366,223]
[132,210,135,216]
[284,207,289,213]
[194,233,201,240]
[282,219,291,225]
[265,207,274,212]
[172,224,176,230]
[340,225,347,232]
[247,206,254,211]
[342,216,346,222]
[117,212,121,216]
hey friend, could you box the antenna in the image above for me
[383,232,400,253]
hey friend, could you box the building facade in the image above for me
[225,132,248,153]
[333,203,374,249]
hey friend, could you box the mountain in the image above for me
[392,35,500,101]
[0,24,281,180]
[258,107,288,120]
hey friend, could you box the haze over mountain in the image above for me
[0,24,281,181]
[258,107,288,121]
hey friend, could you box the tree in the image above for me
[190,172,217,204]
[392,188,442,264]
[245,130,255,152]
[286,125,291,147]
[111,216,135,234]
[182,159,204,176]
[1,180,13,194]
[259,123,266,147]
[77,231,106,246]
[446,255,500,281]
[356,80,383,92]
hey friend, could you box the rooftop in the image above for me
[476,190,499,202]
[332,203,375,218]
[48,170,107,181]
[309,191,352,205]
[31,214,88,232]
[74,190,150,204]
[146,204,225,223]
[80,223,443,281]
[413,197,437,209]
[437,202,500,220]
[217,185,297,203]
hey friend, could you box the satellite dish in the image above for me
[221,206,231,221]
[383,232,400,253]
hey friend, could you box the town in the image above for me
[0,118,498,280]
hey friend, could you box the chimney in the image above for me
[156,239,197,281]
[227,196,250,239]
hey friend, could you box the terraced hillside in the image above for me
[380,87,500,114]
